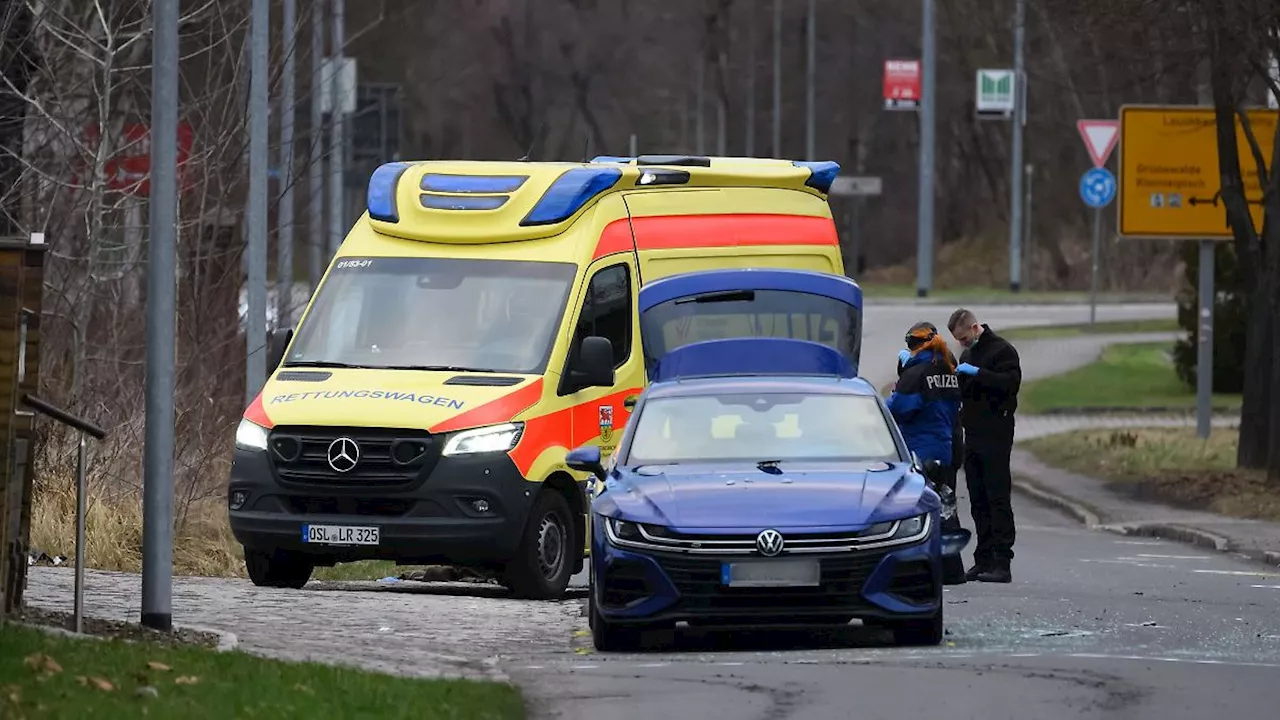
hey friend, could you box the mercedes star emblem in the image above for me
[755,528,784,557]
[327,437,360,473]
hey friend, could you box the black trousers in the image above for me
[962,420,1016,564]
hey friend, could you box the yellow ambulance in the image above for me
[228,154,849,599]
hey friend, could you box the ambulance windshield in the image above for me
[285,257,577,374]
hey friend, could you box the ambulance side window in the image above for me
[562,263,632,394]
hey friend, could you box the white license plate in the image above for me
[301,524,379,546]
[721,559,820,587]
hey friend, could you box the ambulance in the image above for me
[227,154,856,599]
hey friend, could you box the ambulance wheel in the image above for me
[503,491,574,600]
[245,548,313,589]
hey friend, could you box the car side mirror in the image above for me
[566,445,606,481]
[572,336,615,388]
[268,327,294,371]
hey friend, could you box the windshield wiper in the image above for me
[674,289,755,305]
[375,364,502,373]
[282,360,362,369]
[756,459,784,474]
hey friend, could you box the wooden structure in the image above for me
[0,235,45,618]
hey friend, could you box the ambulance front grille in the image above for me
[267,426,439,487]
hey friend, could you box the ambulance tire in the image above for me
[245,548,314,589]
[503,490,575,600]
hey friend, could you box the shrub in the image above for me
[1172,241,1248,393]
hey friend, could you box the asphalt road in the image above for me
[511,494,1280,719]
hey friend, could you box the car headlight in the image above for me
[442,423,524,456]
[890,513,929,540]
[235,418,269,452]
[608,517,643,541]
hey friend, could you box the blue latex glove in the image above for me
[956,362,979,376]
[898,349,912,366]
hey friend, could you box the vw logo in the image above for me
[327,437,360,473]
[755,529,784,557]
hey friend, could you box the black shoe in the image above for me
[976,560,1011,583]
[964,563,988,581]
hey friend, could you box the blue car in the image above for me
[566,269,970,652]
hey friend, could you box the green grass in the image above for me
[1022,428,1280,522]
[0,623,524,720]
[311,560,402,582]
[1001,317,1179,340]
[1019,342,1243,414]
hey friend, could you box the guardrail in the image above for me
[20,394,107,633]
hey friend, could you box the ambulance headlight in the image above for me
[443,423,525,456]
[235,419,269,452]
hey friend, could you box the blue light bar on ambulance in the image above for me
[520,167,622,226]
[792,160,841,194]
[366,161,415,223]
[420,174,528,194]
[420,194,508,211]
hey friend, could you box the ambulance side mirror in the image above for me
[572,336,616,389]
[268,327,294,371]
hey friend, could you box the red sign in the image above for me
[77,121,195,196]
[883,60,921,110]
[1076,119,1119,168]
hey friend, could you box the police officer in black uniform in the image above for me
[947,308,1022,583]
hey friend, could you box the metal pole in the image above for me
[142,0,178,633]
[772,0,781,158]
[696,58,705,155]
[717,51,727,157]
[1009,0,1026,292]
[73,433,86,634]
[278,0,296,330]
[746,5,756,156]
[247,0,268,405]
[329,0,345,258]
[1024,163,1034,291]
[1089,207,1100,325]
[1196,239,1215,438]
[629,133,637,157]
[917,0,936,298]
[805,0,815,161]
[308,0,325,292]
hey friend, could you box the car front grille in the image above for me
[653,551,891,616]
[267,426,439,488]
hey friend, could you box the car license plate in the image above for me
[721,559,820,587]
[301,524,379,546]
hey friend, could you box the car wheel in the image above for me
[590,591,644,652]
[245,548,314,589]
[942,554,967,585]
[890,606,944,646]
[503,490,575,600]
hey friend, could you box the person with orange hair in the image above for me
[888,321,962,480]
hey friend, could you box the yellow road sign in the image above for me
[1118,104,1277,239]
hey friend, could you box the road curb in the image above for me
[186,624,240,652]
[1012,476,1102,528]
[1014,478,1280,570]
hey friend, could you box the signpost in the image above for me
[1079,167,1115,326]
[883,60,921,110]
[828,175,883,197]
[1115,105,1276,439]
[975,69,1015,119]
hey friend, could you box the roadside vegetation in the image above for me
[1018,342,1243,414]
[0,623,524,720]
[1001,318,1179,341]
[1023,429,1280,523]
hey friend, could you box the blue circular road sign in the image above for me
[1080,167,1116,208]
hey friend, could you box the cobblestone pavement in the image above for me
[22,567,582,682]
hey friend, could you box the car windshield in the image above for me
[285,256,577,374]
[624,392,900,465]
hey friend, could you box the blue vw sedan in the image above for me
[568,336,969,652]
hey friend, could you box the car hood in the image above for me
[597,461,935,531]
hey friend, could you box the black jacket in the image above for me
[957,324,1022,434]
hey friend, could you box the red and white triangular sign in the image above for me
[1077,120,1119,168]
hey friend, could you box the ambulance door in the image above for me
[558,256,645,461]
